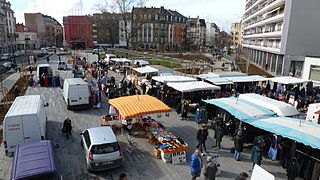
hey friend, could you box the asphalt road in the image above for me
[0,53,288,180]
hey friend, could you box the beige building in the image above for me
[16,23,39,50]
[25,13,63,47]
[186,17,206,52]
[0,0,16,53]
[231,21,243,50]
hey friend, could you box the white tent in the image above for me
[133,66,159,74]
[205,77,233,85]
[111,58,132,63]
[224,75,267,83]
[133,60,150,66]
[152,75,197,83]
[167,81,220,92]
[268,76,311,85]
[197,72,247,79]
[239,93,299,117]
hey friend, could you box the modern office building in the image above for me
[242,0,320,77]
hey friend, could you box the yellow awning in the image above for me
[109,95,171,119]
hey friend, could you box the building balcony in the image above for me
[242,43,280,54]
[243,0,285,23]
[244,13,284,30]
[243,30,282,38]
[245,0,263,13]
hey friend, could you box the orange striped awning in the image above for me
[109,95,171,119]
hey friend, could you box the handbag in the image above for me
[230,147,235,153]
[268,146,278,161]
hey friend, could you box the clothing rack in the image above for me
[296,149,320,162]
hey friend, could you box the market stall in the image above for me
[152,75,197,83]
[239,93,299,117]
[108,95,190,164]
[268,76,312,85]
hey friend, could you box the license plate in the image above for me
[71,100,77,102]
[103,162,113,165]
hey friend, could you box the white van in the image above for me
[104,54,117,64]
[3,95,47,156]
[37,64,53,79]
[63,78,90,109]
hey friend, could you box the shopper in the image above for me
[234,131,244,161]
[62,117,72,139]
[13,85,20,97]
[181,100,189,120]
[203,156,218,180]
[235,172,249,180]
[190,149,203,180]
[251,141,262,169]
[28,66,33,74]
[214,123,223,148]
[119,173,128,180]
[197,125,209,155]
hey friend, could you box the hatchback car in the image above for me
[57,61,67,70]
[80,127,123,171]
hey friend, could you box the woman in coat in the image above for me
[251,141,262,168]
[234,131,244,161]
[214,123,223,148]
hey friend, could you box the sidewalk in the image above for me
[0,72,20,102]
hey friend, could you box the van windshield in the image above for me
[91,142,120,154]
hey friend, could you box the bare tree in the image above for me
[94,0,147,48]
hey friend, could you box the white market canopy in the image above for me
[205,77,233,85]
[133,66,159,74]
[197,72,247,79]
[111,58,132,63]
[268,76,312,85]
[134,60,150,66]
[239,93,299,117]
[167,81,220,93]
[224,75,268,83]
[152,75,197,83]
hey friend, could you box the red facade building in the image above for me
[63,16,93,49]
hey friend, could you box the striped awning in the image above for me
[109,95,171,119]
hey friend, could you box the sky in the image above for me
[11,0,245,32]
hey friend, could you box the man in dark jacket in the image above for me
[190,149,202,180]
[203,156,218,180]
[234,131,244,161]
[214,123,223,148]
[63,117,72,139]
[197,125,209,155]
[235,172,249,180]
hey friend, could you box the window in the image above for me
[90,142,120,154]
[133,14,136,20]
[83,130,91,148]
[155,14,158,21]
[144,14,147,20]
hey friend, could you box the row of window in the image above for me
[133,13,186,23]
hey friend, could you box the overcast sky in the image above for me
[11,0,245,32]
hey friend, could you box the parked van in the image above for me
[104,54,117,65]
[63,78,90,109]
[37,64,53,79]
[80,127,123,171]
[3,95,47,156]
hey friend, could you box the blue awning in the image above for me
[203,97,276,121]
[246,117,320,150]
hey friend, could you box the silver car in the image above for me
[80,127,123,171]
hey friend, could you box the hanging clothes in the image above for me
[195,108,208,124]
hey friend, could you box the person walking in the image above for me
[28,66,33,74]
[234,131,244,161]
[46,57,50,63]
[119,173,128,180]
[181,100,189,120]
[13,85,20,97]
[235,172,249,180]
[251,141,262,169]
[190,149,203,180]
[63,117,72,139]
[203,156,218,180]
[214,123,223,148]
[197,125,209,155]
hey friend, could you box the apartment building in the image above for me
[90,13,131,48]
[0,0,16,53]
[231,21,243,50]
[16,23,39,50]
[63,16,93,49]
[25,13,63,47]
[131,6,187,51]
[206,22,220,48]
[242,0,320,77]
[186,17,206,52]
